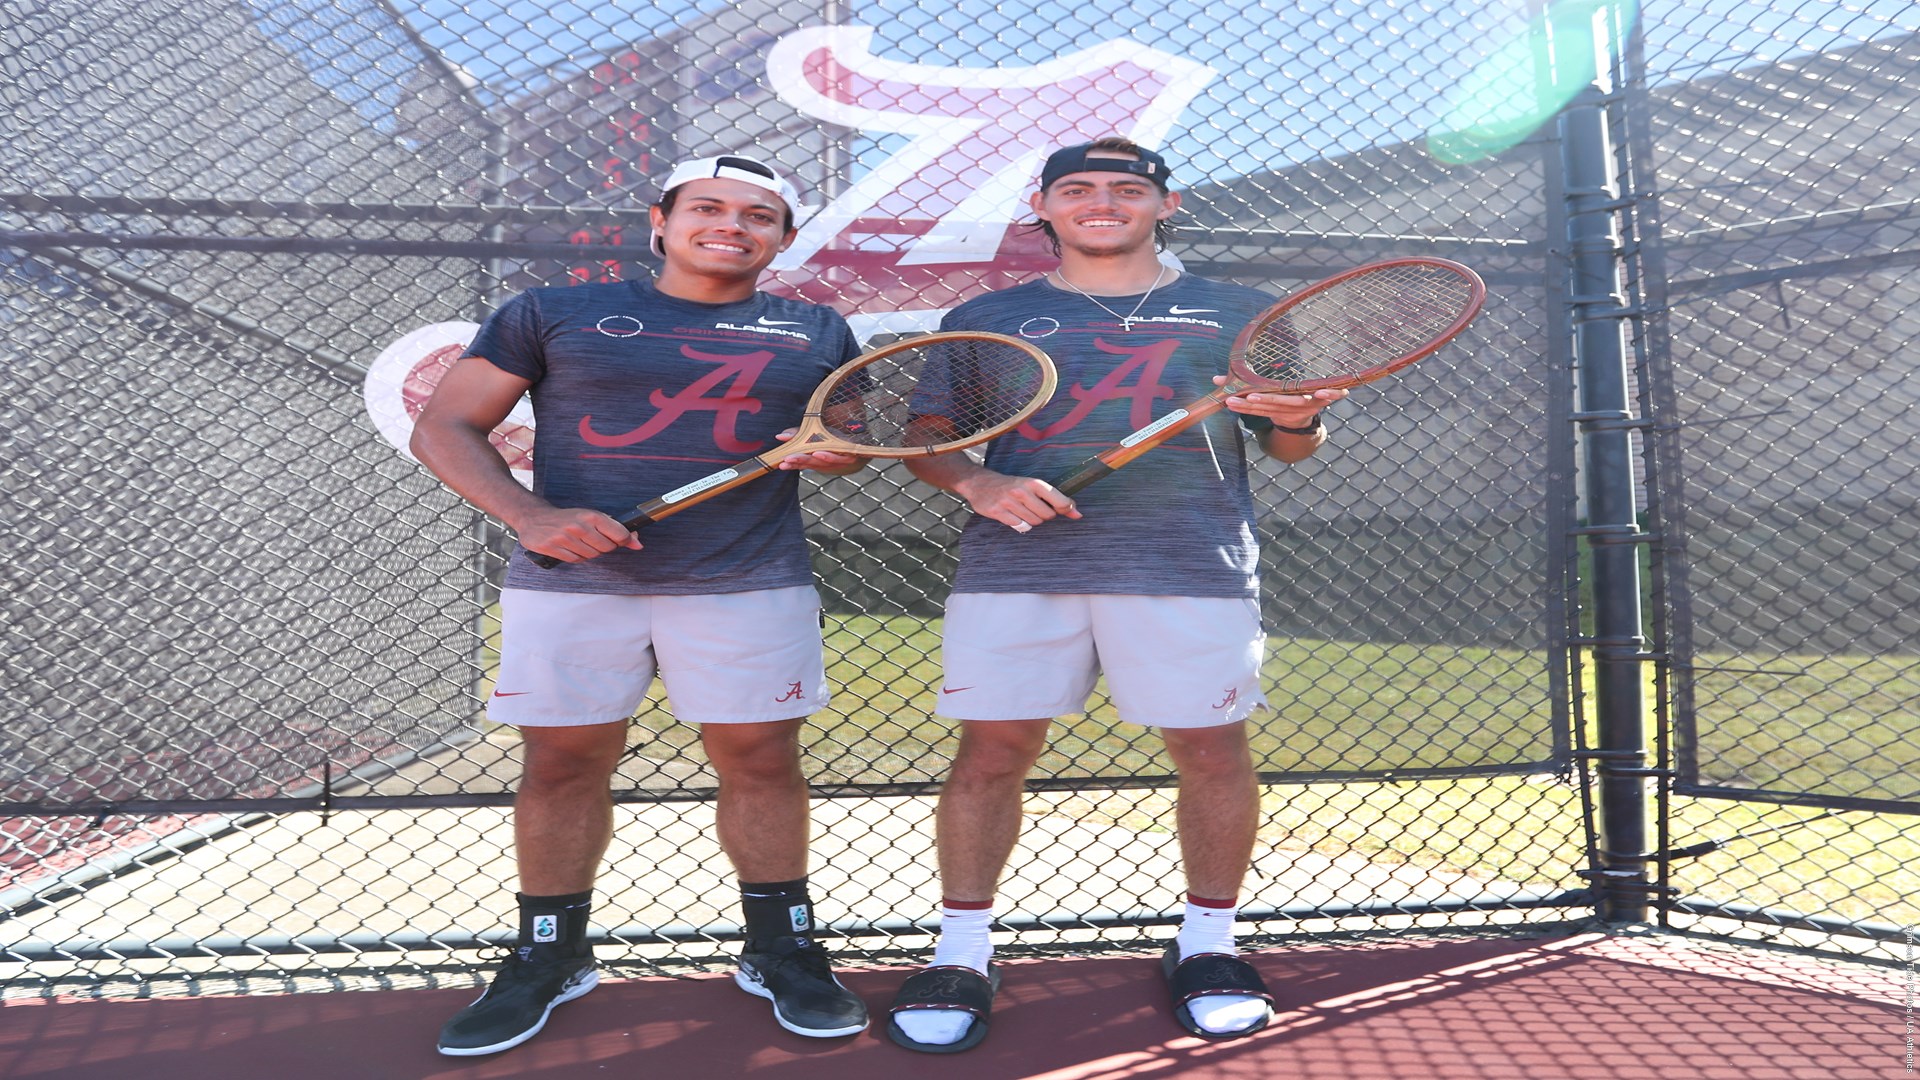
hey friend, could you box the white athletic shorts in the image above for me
[936,593,1267,729]
[487,586,828,727]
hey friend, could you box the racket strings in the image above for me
[822,338,1051,449]
[1243,264,1480,387]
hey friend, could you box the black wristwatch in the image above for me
[1272,413,1324,436]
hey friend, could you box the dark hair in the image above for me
[1021,137,1177,256]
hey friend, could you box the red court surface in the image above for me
[0,932,1906,1079]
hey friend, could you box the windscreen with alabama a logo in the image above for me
[362,322,536,486]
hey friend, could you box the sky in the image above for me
[251,0,1920,184]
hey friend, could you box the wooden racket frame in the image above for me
[1054,257,1485,495]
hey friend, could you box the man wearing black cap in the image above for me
[413,154,870,1055]
[884,137,1346,1052]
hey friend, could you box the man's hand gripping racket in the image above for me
[1051,257,1486,496]
[527,331,1057,567]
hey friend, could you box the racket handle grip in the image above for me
[523,509,660,569]
[1053,459,1115,497]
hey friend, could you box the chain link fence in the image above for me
[1627,1,1920,953]
[1,0,1912,997]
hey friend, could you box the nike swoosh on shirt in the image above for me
[1168,306,1218,315]
[757,317,801,326]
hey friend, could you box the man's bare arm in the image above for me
[410,356,640,562]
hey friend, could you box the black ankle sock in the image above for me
[516,890,593,961]
[739,878,814,949]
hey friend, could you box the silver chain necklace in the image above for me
[1052,265,1170,332]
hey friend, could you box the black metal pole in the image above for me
[1562,61,1651,920]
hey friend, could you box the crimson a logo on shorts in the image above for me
[774,681,805,703]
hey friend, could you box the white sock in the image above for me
[1175,899,1237,959]
[1176,900,1268,1035]
[929,905,992,974]
[894,904,993,1046]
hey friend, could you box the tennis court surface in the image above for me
[2,931,1903,1079]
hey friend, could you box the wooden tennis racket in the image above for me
[1052,257,1486,495]
[527,330,1057,567]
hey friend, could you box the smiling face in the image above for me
[649,177,797,285]
[1029,153,1181,260]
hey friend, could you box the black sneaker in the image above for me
[436,950,599,1057]
[735,936,869,1037]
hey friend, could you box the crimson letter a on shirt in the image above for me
[579,347,776,455]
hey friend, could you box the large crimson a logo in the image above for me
[1020,336,1180,441]
[578,346,776,454]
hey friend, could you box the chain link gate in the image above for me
[0,0,1909,997]
[1624,2,1920,959]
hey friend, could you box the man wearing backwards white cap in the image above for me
[413,154,870,1056]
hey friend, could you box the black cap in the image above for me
[1038,143,1172,191]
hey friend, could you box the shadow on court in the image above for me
[0,933,1903,1079]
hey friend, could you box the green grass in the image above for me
[482,608,1919,932]
[816,615,1561,783]
[1687,652,1919,801]
[814,614,1920,930]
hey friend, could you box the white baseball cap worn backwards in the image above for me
[649,154,807,256]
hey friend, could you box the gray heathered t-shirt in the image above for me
[937,274,1278,598]
[467,278,860,595]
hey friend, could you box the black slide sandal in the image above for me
[1160,944,1275,1040]
[885,964,1001,1054]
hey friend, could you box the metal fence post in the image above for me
[1561,24,1651,922]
